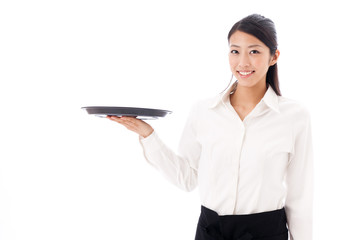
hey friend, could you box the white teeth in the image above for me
[239,71,253,75]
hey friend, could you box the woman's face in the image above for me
[228,31,279,89]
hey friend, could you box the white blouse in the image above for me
[139,81,313,240]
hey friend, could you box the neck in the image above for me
[230,81,267,108]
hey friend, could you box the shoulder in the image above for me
[278,95,312,130]
[278,96,311,117]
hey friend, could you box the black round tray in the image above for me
[81,106,172,120]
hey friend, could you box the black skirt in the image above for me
[195,205,288,240]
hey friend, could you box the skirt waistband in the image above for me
[195,206,288,240]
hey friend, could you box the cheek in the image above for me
[253,59,270,71]
[228,57,237,69]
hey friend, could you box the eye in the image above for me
[250,50,260,54]
[230,50,239,54]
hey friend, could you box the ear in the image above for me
[270,49,280,66]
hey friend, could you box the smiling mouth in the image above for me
[237,71,255,77]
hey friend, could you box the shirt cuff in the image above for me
[138,130,164,155]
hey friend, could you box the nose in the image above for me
[238,53,250,68]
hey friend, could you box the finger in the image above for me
[119,116,141,125]
[120,116,138,122]
[110,118,134,131]
[123,116,149,127]
[108,115,123,122]
[107,115,151,135]
[107,115,117,120]
[108,116,135,126]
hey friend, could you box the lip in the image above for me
[237,70,255,78]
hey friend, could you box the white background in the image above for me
[1,0,359,239]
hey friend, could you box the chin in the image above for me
[236,79,258,88]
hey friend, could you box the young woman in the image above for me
[108,14,313,240]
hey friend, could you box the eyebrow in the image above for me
[230,44,264,48]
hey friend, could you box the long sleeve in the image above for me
[285,109,314,240]
[139,102,202,192]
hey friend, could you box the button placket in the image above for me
[233,121,246,214]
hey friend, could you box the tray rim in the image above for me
[81,106,172,112]
[81,106,172,119]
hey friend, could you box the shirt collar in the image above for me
[208,81,280,113]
